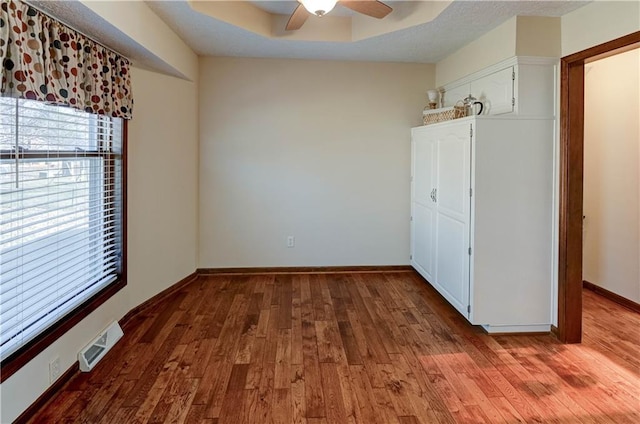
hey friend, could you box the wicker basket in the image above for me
[422,105,466,126]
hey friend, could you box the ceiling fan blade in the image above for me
[286,4,309,31]
[340,1,392,19]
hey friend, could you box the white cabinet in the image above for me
[411,124,470,313]
[470,67,514,115]
[411,116,554,333]
[441,56,557,118]
[410,136,437,283]
[441,83,472,109]
[434,124,471,315]
[442,67,515,115]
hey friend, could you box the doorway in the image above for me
[583,49,639,310]
[557,31,640,343]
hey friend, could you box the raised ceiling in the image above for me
[27,0,589,76]
[147,0,587,63]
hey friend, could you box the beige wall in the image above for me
[561,1,640,57]
[0,67,200,423]
[516,16,561,58]
[435,16,561,87]
[435,17,517,87]
[198,57,434,268]
[127,67,199,307]
[583,49,640,303]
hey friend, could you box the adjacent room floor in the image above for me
[29,271,640,423]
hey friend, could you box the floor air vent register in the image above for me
[78,321,123,372]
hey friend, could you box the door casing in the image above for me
[557,31,640,343]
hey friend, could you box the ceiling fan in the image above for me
[286,0,393,31]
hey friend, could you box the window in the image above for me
[0,98,126,377]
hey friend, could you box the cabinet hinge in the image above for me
[512,70,515,81]
[468,247,472,255]
[467,305,471,313]
[410,216,413,222]
[469,124,473,138]
[512,97,515,107]
[469,188,473,197]
[410,254,413,260]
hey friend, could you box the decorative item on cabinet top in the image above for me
[426,89,440,109]
[422,105,466,126]
[461,94,484,116]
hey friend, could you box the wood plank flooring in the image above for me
[29,272,640,423]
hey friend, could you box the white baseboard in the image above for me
[481,324,551,334]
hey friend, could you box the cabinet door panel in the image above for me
[442,83,470,107]
[435,214,469,314]
[412,203,435,281]
[470,67,514,115]
[437,134,469,219]
[412,136,436,207]
[435,124,471,317]
[411,133,437,281]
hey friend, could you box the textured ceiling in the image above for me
[26,1,589,78]
[147,0,588,63]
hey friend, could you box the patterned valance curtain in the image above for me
[0,0,133,119]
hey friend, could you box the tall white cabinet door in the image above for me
[434,124,471,317]
[411,133,437,282]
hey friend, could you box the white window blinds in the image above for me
[0,97,123,361]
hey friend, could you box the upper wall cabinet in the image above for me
[470,67,515,115]
[440,56,558,118]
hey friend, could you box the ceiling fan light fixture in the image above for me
[300,0,338,17]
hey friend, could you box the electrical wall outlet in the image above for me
[49,357,61,384]
[287,236,295,248]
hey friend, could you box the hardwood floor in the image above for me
[29,272,640,423]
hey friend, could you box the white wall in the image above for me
[0,66,200,423]
[561,1,640,57]
[198,57,434,268]
[583,49,640,303]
